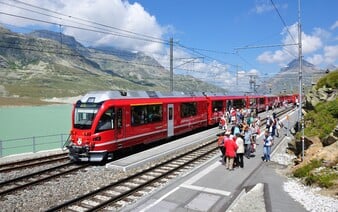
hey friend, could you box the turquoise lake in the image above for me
[0,104,73,157]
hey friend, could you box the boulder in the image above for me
[318,88,328,100]
[287,139,297,153]
[327,93,337,102]
[288,136,314,156]
[334,126,338,137]
[322,134,337,147]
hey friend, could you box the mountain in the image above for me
[0,27,224,100]
[257,59,328,94]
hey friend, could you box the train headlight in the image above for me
[77,138,82,145]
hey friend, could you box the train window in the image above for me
[131,104,163,126]
[259,98,265,104]
[232,99,245,109]
[226,100,232,111]
[96,108,114,132]
[74,108,98,129]
[169,107,173,121]
[117,108,123,129]
[180,102,197,118]
[212,101,223,112]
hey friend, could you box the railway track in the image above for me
[0,161,89,197]
[0,152,69,173]
[47,140,219,211]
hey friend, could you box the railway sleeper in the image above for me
[93,194,111,201]
[123,182,140,188]
[81,199,100,207]
[114,185,131,192]
[139,174,156,181]
[68,205,88,211]
[104,190,121,196]
[154,168,171,173]
[131,178,147,184]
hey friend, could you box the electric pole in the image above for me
[298,0,304,161]
[170,38,173,92]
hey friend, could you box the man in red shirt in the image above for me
[224,131,238,170]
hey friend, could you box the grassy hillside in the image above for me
[303,70,338,139]
[293,70,338,191]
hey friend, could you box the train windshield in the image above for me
[74,108,98,129]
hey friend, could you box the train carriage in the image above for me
[67,90,208,162]
[67,90,298,162]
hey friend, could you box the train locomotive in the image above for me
[66,90,298,162]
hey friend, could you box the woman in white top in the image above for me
[235,133,245,168]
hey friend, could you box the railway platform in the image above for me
[106,108,308,211]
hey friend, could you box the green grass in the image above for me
[293,159,338,188]
[293,159,322,178]
[302,98,338,139]
[316,70,338,89]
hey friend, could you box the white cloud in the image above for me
[257,50,291,65]
[323,45,338,64]
[253,3,274,14]
[0,0,166,53]
[252,1,287,14]
[330,20,338,30]
[306,54,323,66]
[258,23,323,65]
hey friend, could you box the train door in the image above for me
[94,107,115,145]
[167,104,174,137]
[116,107,124,139]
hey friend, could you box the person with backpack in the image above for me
[270,112,278,137]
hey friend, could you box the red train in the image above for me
[67,90,298,162]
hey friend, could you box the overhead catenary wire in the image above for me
[270,0,297,43]
[0,0,325,92]
[0,0,265,79]
[7,0,167,44]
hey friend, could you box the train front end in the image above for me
[67,92,113,162]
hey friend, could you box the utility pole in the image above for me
[236,65,239,86]
[298,0,304,161]
[170,38,173,92]
[248,74,256,93]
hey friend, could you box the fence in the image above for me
[0,133,70,158]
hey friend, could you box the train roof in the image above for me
[79,90,208,103]
[79,90,294,104]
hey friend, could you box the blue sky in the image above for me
[0,0,337,91]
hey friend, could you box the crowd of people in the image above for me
[217,107,284,170]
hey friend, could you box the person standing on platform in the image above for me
[220,115,227,130]
[262,130,273,162]
[243,125,252,159]
[235,132,244,168]
[217,132,225,158]
[224,132,238,170]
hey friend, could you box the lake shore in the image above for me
[0,96,81,107]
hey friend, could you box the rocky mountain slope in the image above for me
[286,70,338,198]
[0,27,224,101]
[257,59,331,94]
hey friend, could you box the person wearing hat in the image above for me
[224,131,238,170]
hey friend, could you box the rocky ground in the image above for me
[287,135,338,198]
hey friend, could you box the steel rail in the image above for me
[0,152,68,172]
[46,140,218,211]
[0,162,89,196]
